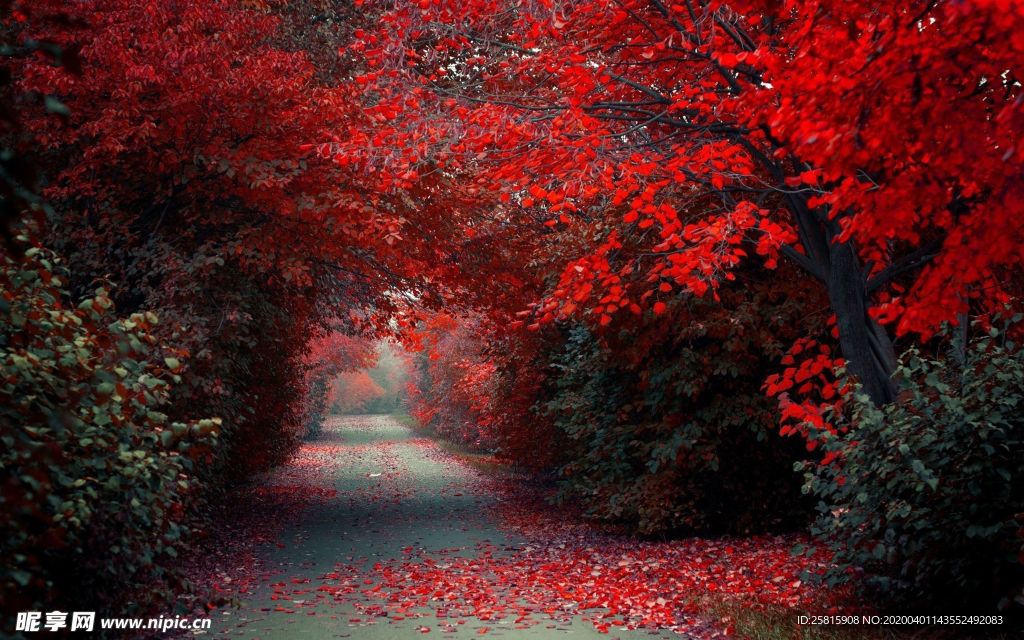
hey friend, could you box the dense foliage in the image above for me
[407,314,560,465]
[18,0,354,479]
[545,266,823,534]
[2,0,437,623]
[797,320,1024,611]
[406,264,828,534]
[348,0,1024,406]
[328,344,409,416]
[329,371,386,415]
[301,332,378,438]
[0,240,217,619]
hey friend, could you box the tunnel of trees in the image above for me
[3,0,1024,629]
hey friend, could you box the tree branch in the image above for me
[781,244,826,283]
[865,236,945,292]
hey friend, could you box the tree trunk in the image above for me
[827,239,897,405]
[781,193,898,406]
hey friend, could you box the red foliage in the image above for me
[739,0,1024,336]
[300,330,380,430]
[406,313,559,467]
[330,371,387,414]
[9,0,1024,620]
[341,0,1024,405]
[9,0,532,481]
[15,0,417,299]
[764,335,845,447]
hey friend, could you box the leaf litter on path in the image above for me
[174,415,858,639]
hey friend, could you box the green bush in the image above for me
[799,319,1024,611]
[544,273,823,535]
[0,244,217,626]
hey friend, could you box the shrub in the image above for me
[799,319,1024,611]
[544,271,824,535]
[0,244,217,625]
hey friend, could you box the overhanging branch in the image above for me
[865,236,945,292]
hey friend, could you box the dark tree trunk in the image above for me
[827,239,897,405]
[779,193,899,406]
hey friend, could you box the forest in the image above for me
[2,0,1024,636]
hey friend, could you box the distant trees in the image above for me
[302,331,379,436]
[327,343,409,415]
[329,371,387,414]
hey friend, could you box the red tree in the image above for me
[11,0,545,478]
[302,330,380,430]
[345,0,1024,405]
[405,312,562,464]
[330,371,387,414]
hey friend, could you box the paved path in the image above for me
[205,415,664,639]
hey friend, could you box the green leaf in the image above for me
[44,95,71,116]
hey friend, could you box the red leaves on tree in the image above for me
[343,0,1024,406]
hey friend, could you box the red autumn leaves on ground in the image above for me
[189,419,852,638]
[326,533,824,635]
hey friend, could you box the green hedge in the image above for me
[799,319,1024,611]
[544,275,822,535]
[0,245,217,626]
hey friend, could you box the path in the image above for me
[201,416,667,639]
